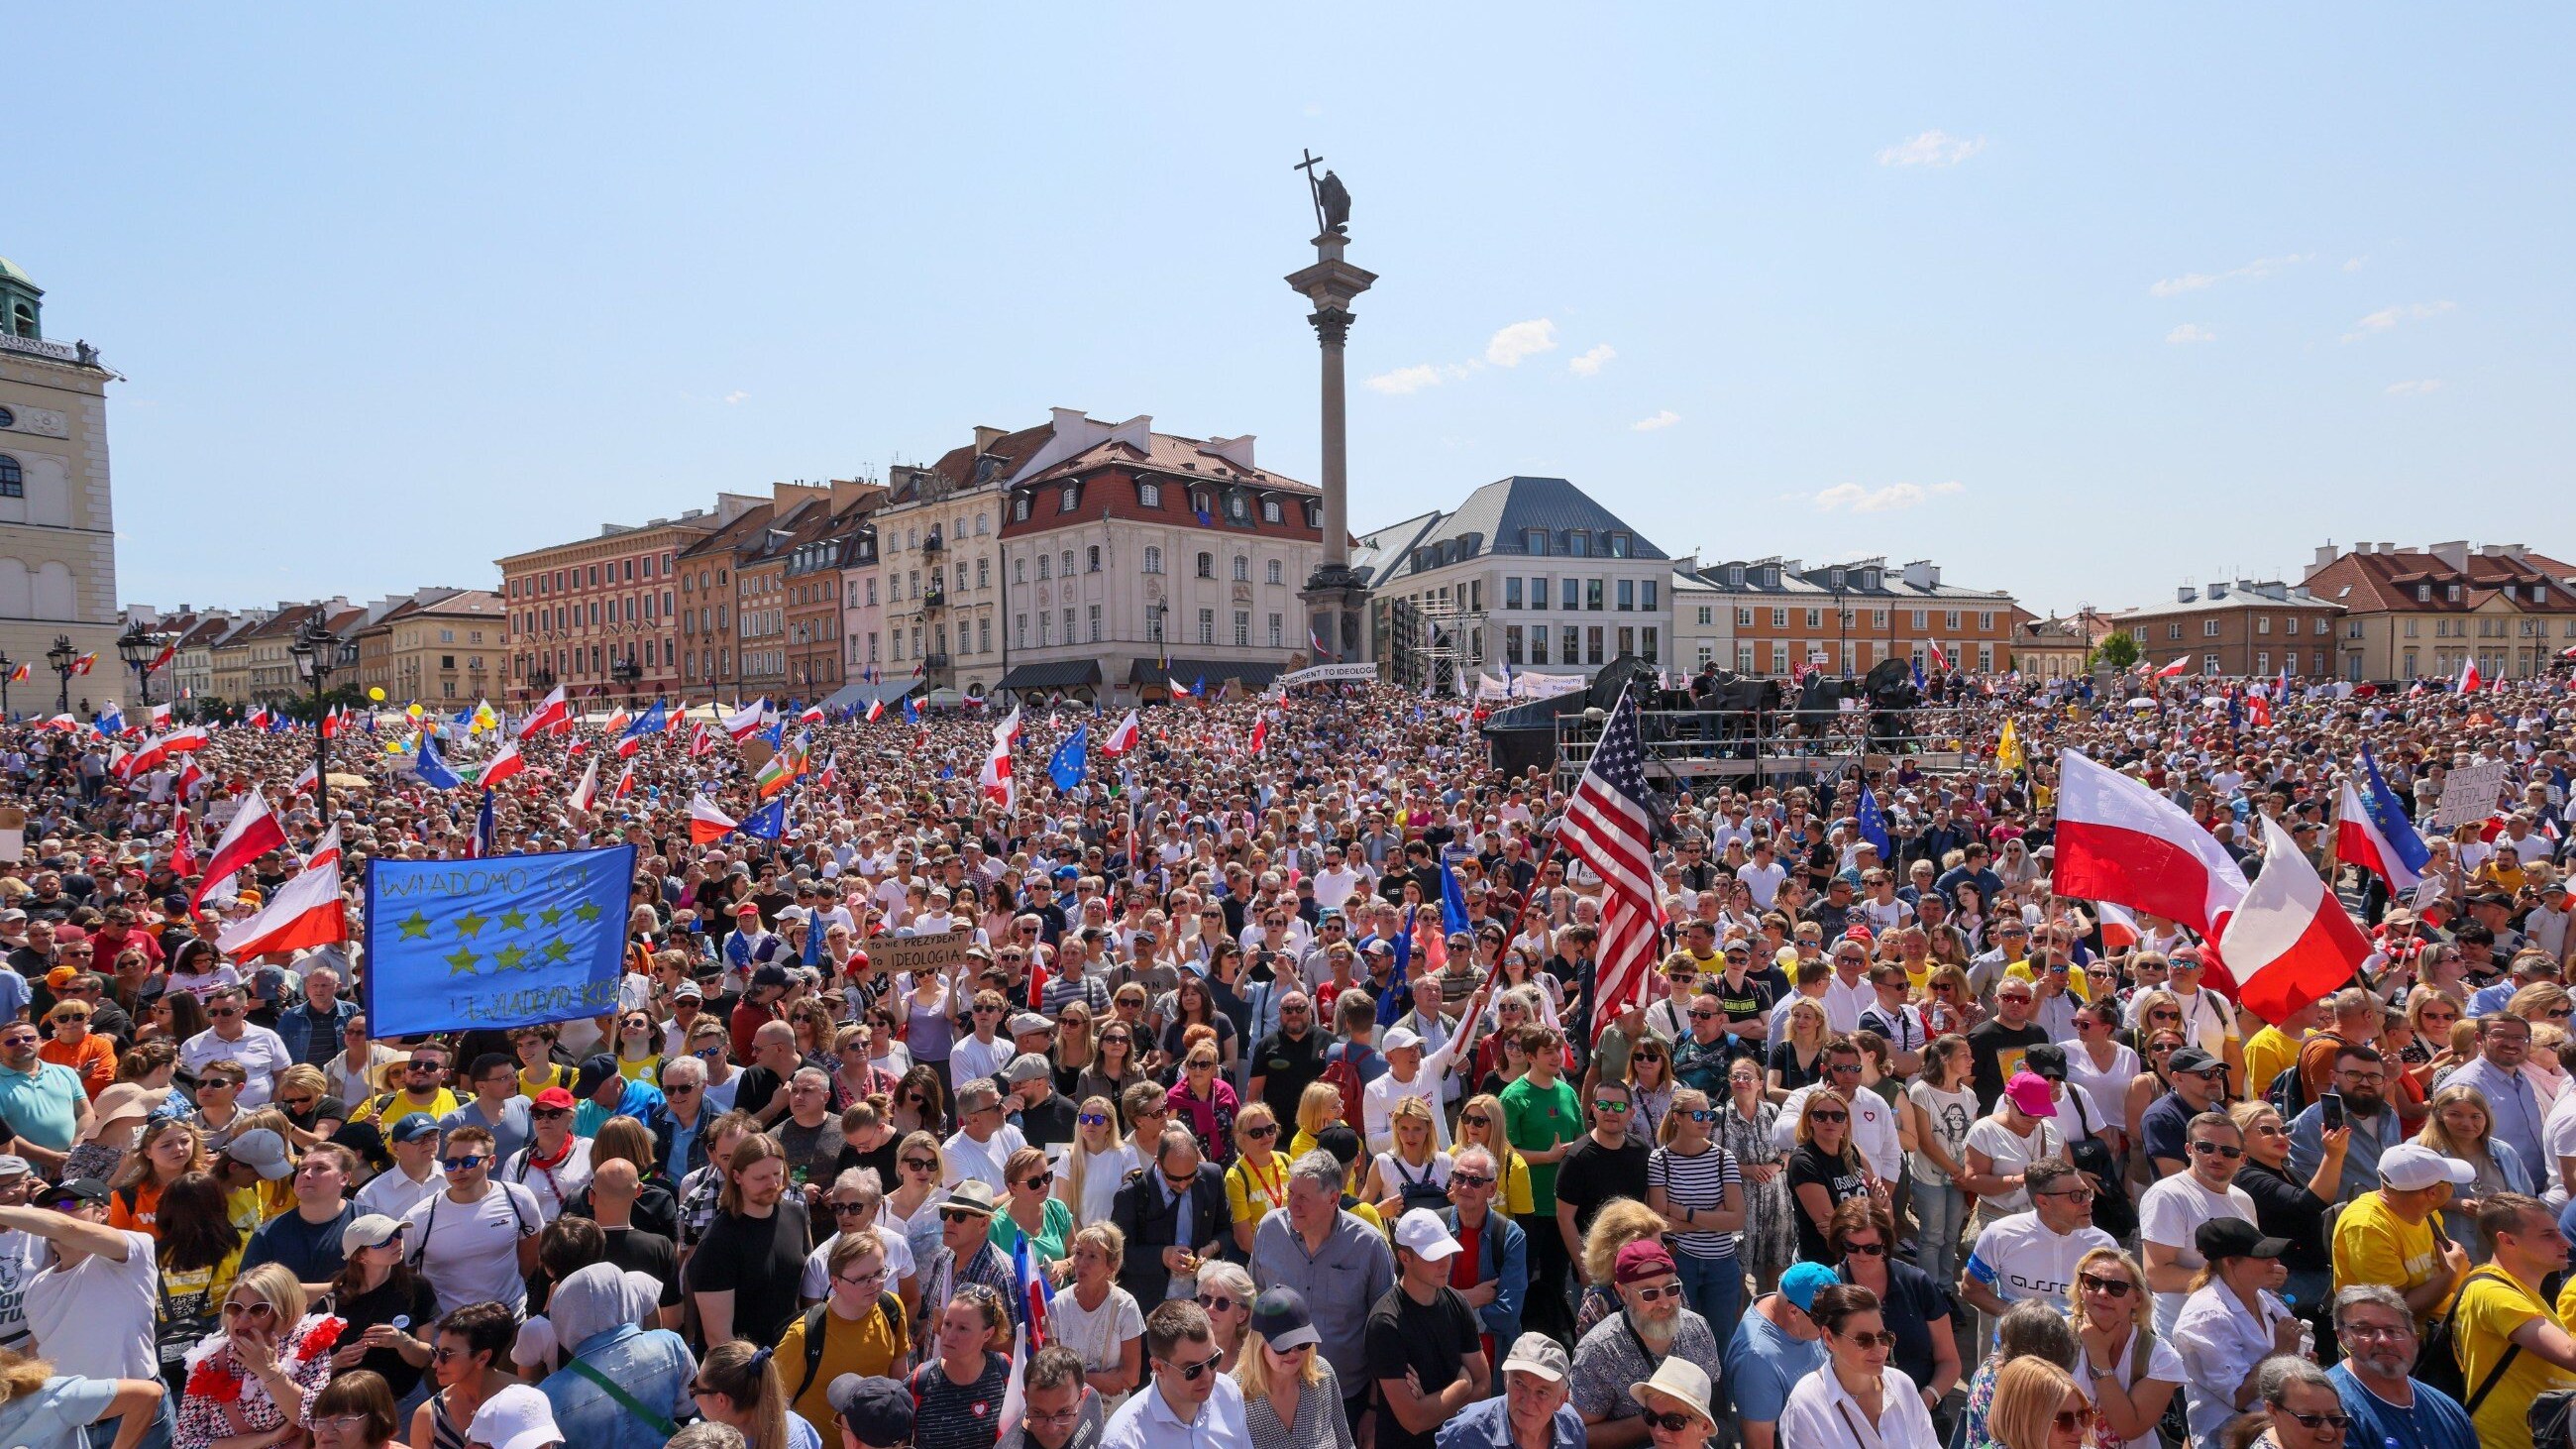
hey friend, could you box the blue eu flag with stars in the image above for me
[1049,725,1089,792]
[363,843,635,1035]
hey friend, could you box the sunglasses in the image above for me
[1195,1293,1239,1314]
[1162,1352,1224,1382]
[1839,1329,1899,1349]
[2280,1409,2352,1430]
[939,1209,986,1225]
[1019,1171,1055,1191]
[1628,1282,1684,1302]
[220,1301,276,1321]
[2190,1141,2244,1160]
[1593,1100,1632,1114]
[441,1156,489,1172]
[531,1107,572,1121]
[1449,1171,1495,1188]
[2079,1274,2134,1297]
[1842,1241,1886,1257]
[1808,1110,1849,1124]
[1643,1411,1704,1433]
[1244,1124,1278,1140]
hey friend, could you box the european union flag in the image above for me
[1439,853,1471,936]
[1049,725,1089,793]
[1857,787,1892,860]
[902,698,921,726]
[757,718,787,749]
[624,701,666,737]
[363,843,636,1034]
[414,731,462,790]
[742,795,788,841]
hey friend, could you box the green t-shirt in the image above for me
[1500,1074,1582,1212]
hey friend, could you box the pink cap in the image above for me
[2003,1070,2058,1119]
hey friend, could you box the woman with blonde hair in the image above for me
[1360,1095,1451,1221]
[1768,997,1832,1095]
[38,998,116,1099]
[172,1262,342,1449]
[692,1340,810,1449]
[107,1118,202,1236]
[2061,1247,2181,1449]
[1287,1080,1344,1161]
[1046,1222,1143,1405]
[1196,1261,1255,1373]
[2416,1083,2530,1253]
[1061,1096,1138,1231]
[1453,1092,1534,1217]
[0,1344,164,1449]
[1573,1197,1669,1335]
[1235,1285,1356,1449]
[991,1146,1075,1276]
[1988,1356,2090,1449]
[1225,1102,1290,1255]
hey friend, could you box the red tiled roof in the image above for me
[2305,548,2576,613]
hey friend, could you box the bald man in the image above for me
[584,1157,682,1327]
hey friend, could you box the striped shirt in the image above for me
[1648,1142,1742,1260]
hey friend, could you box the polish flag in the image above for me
[217,852,347,958]
[981,735,1016,813]
[2051,750,2249,941]
[2457,657,2483,694]
[566,735,590,758]
[688,797,739,844]
[996,706,1024,750]
[189,788,287,917]
[667,704,690,736]
[2096,901,2143,953]
[613,760,638,801]
[168,807,197,877]
[799,703,825,724]
[2335,755,2429,892]
[127,724,211,775]
[176,759,205,801]
[2220,817,2374,1024]
[1103,711,1140,755]
[148,640,176,674]
[1248,717,1269,755]
[602,707,632,735]
[567,756,601,814]
[614,732,642,759]
[1167,678,1194,699]
[864,699,885,724]
[1927,642,1951,670]
[519,685,572,739]
[815,754,840,791]
[2154,657,2190,679]
[292,763,318,795]
[722,699,769,740]
[478,741,527,791]
[304,825,343,874]
[689,724,718,758]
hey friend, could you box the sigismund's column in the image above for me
[1287,154,1377,665]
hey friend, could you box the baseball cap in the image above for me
[827,1376,915,1448]
[1779,1261,1839,1312]
[2197,1218,2290,1263]
[37,1177,109,1207]
[532,1086,577,1112]
[1392,1208,1461,1262]
[2002,1070,2058,1119]
[223,1129,294,1180]
[672,980,704,1001]
[1614,1239,1678,1283]
[388,1113,442,1144]
[2380,1143,2478,1192]
[1501,1332,1570,1383]
[342,1213,407,1254]
[1249,1286,1323,1352]
[751,963,792,991]
[2166,1047,2224,1076]
[466,1385,562,1449]
[0,1156,29,1180]
[574,1055,619,1096]
[1380,1026,1423,1054]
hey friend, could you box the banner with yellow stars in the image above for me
[361,843,637,1035]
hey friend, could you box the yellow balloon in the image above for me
[368,687,386,702]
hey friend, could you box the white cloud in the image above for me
[2386,379,2445,396]
[1485,319,1558,368]
[2148,253,2314,298]
[2343,257,2367,273]
[2166,323,2216,345]
[1568,344,1616,378]
[1366,364,1448,396]
[2343,301,2455,342]
[1630,410,1680,432]
[1812,480,1966,513]
[1877,130,1986,167]
[722,390,750,404]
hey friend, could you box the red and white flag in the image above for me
[996,706,1024,750]
[149,703,171,730]
[2154,657,2190,679]
[613,732,642,759]
[1103,711,1140,755]
[722,699,769,740]
[292,763,318,795]
[864,699,885,724]
[567,756,601,814]
[981,734,1016,813]
[304,825,343,875]
[2219,817,2374,1024]
[689,724,717,758]
[176,758,205,801]
[688,796,738,844]
[128,724,212,776]
[520,685,572,739]
[1551,686,1666,1041]
[189,788,287,917]
[216,851,346,958]
[799,703,825,724]
[2096,901,2143,953]
[2051,750,2249,941]
[168,807,197,877]
[2457,657,2483,694]
[602,707,632,735]
[1927,642,1951,670]
[478,740,527,791]
[613,760,638,801]
[148,640,176,674]
[1247,717,1269,755]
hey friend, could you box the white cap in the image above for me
[1380,1027,1424,1053]
[467,1385,563,1449]
[1392,1207,1461,1262]
[2380,1143,2477,1192]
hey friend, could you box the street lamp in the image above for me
[287,616,338,821]
[117,620,163,709]
[0,647,13,723]
[46,634,74,716]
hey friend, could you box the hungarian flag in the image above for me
[688,797,740,844]
[1103,710,1140,755]
[189,788,287,918]
[216,851,346,958]
[567,757,601,814]
[520,685,572,739]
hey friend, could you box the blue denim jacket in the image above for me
[1440,1205,1527,1346]
[540,1325,698,1449]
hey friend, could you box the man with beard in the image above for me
[1565,1242,1724,1449]
[1247,990,1328,1127]
[2288,1044,2404,1203]
[2325,1283,2477,1449]
[1964,978,2051,1113]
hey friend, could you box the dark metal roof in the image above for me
[995,660,1104,692]
[1355,477,1667,586]
[1126,657,1287,689]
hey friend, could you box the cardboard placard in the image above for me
[2433,759,2514,832]
[872,928,974,977]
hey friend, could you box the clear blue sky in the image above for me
[15,6,2570,617]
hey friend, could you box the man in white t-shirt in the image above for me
[0,1157,47,1355]
[401,1125,543,1315]
[9,1177,159,1386]
[941,1079,1028,1194]
[1311,848,1366,914]
[1736,842,1788,912]
[2137,1110,2258,1337]
[1960,1159,2114,1320]
[800,1169,919,1302]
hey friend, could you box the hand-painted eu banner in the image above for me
[362,844,635,1035]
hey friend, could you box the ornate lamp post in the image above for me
[45,634,74,716]
[116,620,163,709]
[0,648,14,723]
[287,616,338,820]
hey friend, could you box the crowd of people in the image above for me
[0,667,2571,1449]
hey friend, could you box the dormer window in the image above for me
[1567,531,1591,558]
[1012,497,1031,522]
[2447,584,2461,602]
[1226,494,1251,523]
[1607,533,1631,559]
[1058,484,1079,512]
[1829,568,1845,589]
[1192,491,1212,517]
[1726,566,1744,587]
[1262,499,1282,524]
[1525,528,1549,557]
[1138,482,1161,508]
[1303,501,1322,528]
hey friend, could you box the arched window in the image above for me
[1143,547,1162,575]
[1037,555,1051,580]
[0,455,19,499]
[1232,556,1249,582]
[1266,560,1283,586]
[1196,552,1214,579]
[1061,550,1074,576]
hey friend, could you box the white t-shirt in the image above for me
[178,1024,293,1107]
[0,1229,46,1350]
[25,1230,157,1380]
[354,1166,447,1222]
[2059,1042,2140,1125]
[1961,1116,2064,1217]
[2073,1332,2189,1449]
[1966,1210,2115,1308]
[2137,1175,2257,1336]
[1047,1282,1146,1375]
[1737,860,1787,910]
[798,1224,917,1299]
[1311,867,1365,913]
[503,1137,595,1224]
[2545,1090,2576,1210]
[1905,1081,1977,1187]
[942,1125,1028,1193]
[403,1183,544,1315]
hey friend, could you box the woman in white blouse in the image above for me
[2170,1219,2305,1449]
[1777,1282,1944,1448]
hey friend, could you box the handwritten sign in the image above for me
[872,928,975,978]
[2433,760,2514,832]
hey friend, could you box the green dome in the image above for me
[0,257,30,287]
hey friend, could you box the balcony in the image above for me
[923,586,946,612]
[921,530,945,555]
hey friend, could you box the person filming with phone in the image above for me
[2287,1044,2404,1205]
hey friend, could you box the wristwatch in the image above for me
[2087,1361,2117,1380]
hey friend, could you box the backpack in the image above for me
[1319,1052,1366,1132]
[2264,1061,2310,1118]
[790,1292,906,1405]
[2420,1265,2522,1412]
[2532,1391,2576,1449]
[1386,1155,1450,1215]
[2060,1088,2135,1240]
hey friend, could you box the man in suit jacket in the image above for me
[1110,1127,1231,1304]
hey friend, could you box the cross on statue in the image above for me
[1295,149,1350,236]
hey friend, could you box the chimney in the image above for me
[2314,543,2340,570]
[973,425,1007,452]
[2430,540,2471,571]
[2177,586,2199,604]
[2206,582,2228,601]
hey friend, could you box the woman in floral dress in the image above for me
[1720,1056,1793,1293]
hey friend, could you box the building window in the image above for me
[1015,614,1027,648]
[1736,643,1755,672]
[1234,612,1250,647]
[1262,500,1282,523]
[1586,626,1605,665]
[1036,555,1051,581]
[1643,626,1660,663]
[1268,613,1283,648]
[1525,528,1549,556]
[1506,578,1524,610]
[1529,627,1548,665]
[1568,532,1591,558]
[1142,546,1162,575]
[1088,605,1102,642]
[1139,482,1161,507]
[2167,622,2183,640]
[2256,650,2271,674]
[2202,653,2219,674]
[1805,610,1821,630]
[1039,613,1051,645]
[1197,552,1215,579]
[1872,610,1887,628]
[0,455,21,498]
[1618,626,1635,656]
[1978,612,1994,630]
[1013,498,1031,522]
[1642,580,1657,610]
[1146,609,1163,643]
[1586,580,1604,612]
[1505,625,1525,664]
[2257,615,2272,634]
[1616,580,1635,612]
[1265,560,1283,586]
[1561,625,1580,663]
[1087,546,1102,573]
[2203,618,2221,637]
[979,619,992,653]
[1057,484,1079,512]
[1198,609,1216,645]
[1233,556,1249,583]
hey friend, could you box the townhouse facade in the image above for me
[1679,556,2015,678]
[2106,579,2345,679]
[2304,540,2576,683]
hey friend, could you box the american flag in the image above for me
[1555,684,1666,1042]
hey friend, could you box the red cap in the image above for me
[1613,1240,1677,1284]
[533,1086,577,1111]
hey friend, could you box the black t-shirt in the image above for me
[1015,1091,1079,1150]
[1364,1283,1482,1449]
[334,1271,441,1398]
[1964,1020,2051,1112]
[2233,1161,2331,1275]
[1554,1135,1652,1241]
[734,1064,787,1122]
[1785,1144,1870,1264]
[603,1225,686,1308]
[1251,1028,1330,1125]
[693,1198,812,1345]
[1768,1039,1824,1093]
[1841,1257,1951,1393]
[836,1136,901,1191]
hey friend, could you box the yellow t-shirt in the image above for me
[350,1086,461,1127]
[777,1293,910,1441]
[2455,1269,2576,1449]
[2242,1026,2304,1104]
[1487,1149,1537,1217]
[1228,1153,1291,1225]
[519,1061,579,1100]
[2331,1191,2445,1317]
[2001,959,2092,1002]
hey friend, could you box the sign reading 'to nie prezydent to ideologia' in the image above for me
[363,844,637,1035]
